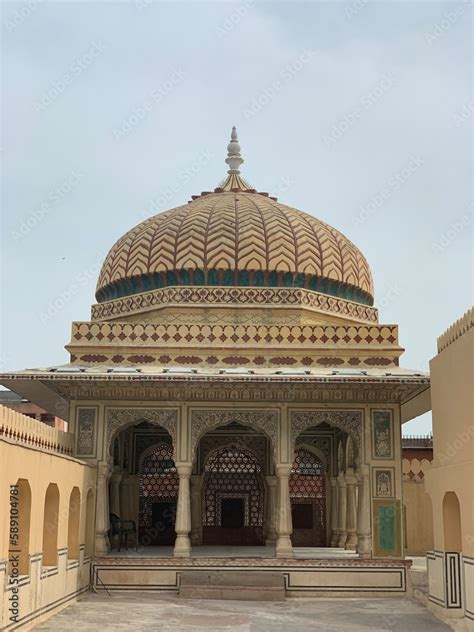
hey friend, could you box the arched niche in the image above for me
[106,408,179,460]
[190,409,279,464]
[84,488,95,557]
[290,410,362,465]
[443,491,462,552]
[67,487,81,560]
[42,483,60,566]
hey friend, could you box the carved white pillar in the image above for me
[345,468,358,549]
[265,475,278,544]
[275,464,293,558]
[356,464,372,558]
[173,463,192,558]
[109,467,122,517]
[190,474,202,545]
[95,460,112,556]
[329,476,339,547]
[337,473,347,548]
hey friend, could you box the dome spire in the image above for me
[225,126,244,174]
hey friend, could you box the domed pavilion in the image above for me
[1,129,430,596]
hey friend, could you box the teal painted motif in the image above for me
[96,267,374,305]
[378,505,395,551]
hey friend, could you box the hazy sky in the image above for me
[2,1,472,435]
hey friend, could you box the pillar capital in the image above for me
[337,472,347,487]
[265,475,278,487]
[275,463,292,477]
[175,462,193,477]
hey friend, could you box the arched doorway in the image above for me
[290,447,327,547]
[202,445,265,546]
[138,443,178,546]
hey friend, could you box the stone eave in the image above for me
[0,369,430,417]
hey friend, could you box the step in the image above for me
[179,571,285,601]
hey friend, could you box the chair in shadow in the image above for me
[109,513,138,552]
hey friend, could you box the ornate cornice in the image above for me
[42,377,427,405]
[91,286,379,324]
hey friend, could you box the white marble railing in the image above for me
[0,405,74,455]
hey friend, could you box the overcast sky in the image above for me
[2,1,472,434]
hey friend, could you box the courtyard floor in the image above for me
[34,592,450,631]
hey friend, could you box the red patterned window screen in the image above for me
[202,446,264,527]
[139,444,178,530]
[290,447,325,499]
[290,447,326,544]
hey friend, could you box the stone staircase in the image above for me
[179,571,285,601]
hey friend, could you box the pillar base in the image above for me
[276,536,294,558]
[345,532,358,549]
[337,532,347,548]
[330,531,339,547]
[173,535,192,558]
[95,533,109,556]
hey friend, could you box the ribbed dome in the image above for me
[96,190,374,306]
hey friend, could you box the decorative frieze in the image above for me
[70,321,396,350]
[48,378,427,405]
[91,286,379,324]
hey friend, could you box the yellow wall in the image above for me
[425,309,474,628]
[0,406,96,631]
[402,458,434,555]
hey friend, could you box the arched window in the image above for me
[42,483,60,566]
[67,487,81,560]
[9,479,31,576]
[139,444,178,545]
[290,447,327,546]
[203,446,264,528]
[443,491,462,552]
[84,489,95,557]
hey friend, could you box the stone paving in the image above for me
[34,592,451,631]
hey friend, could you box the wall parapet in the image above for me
[437,307,473,353]
[402,457,431,482]
[0,405,74,455]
